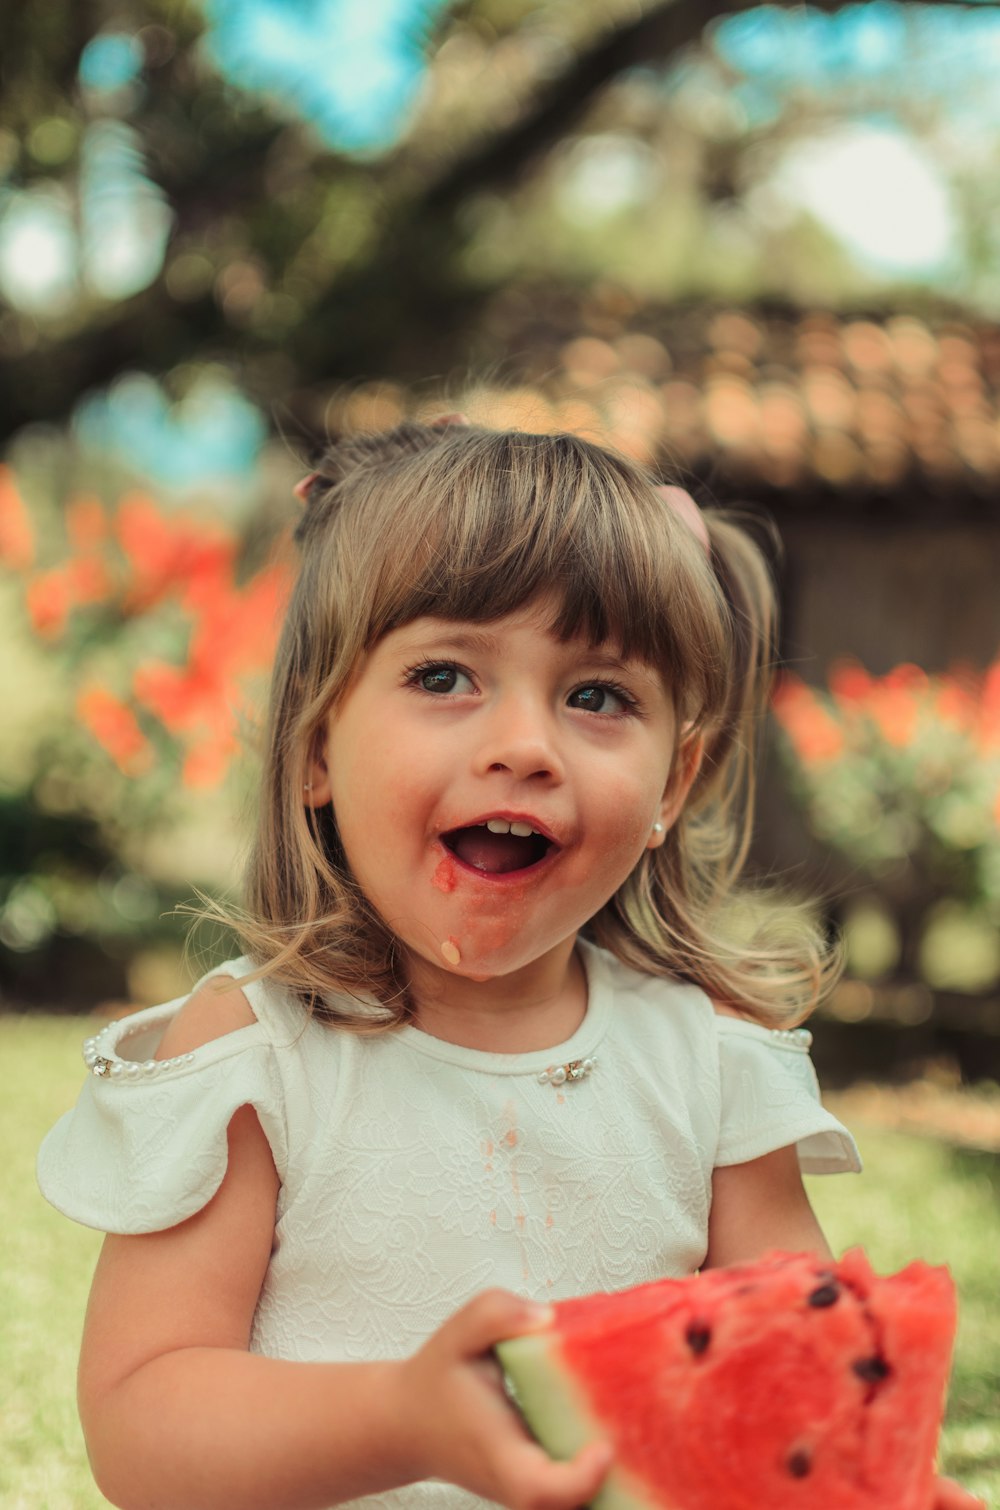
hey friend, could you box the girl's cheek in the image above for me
[600,787,659,850]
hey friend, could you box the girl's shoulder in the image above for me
[153,969,260,1057]
[36,959,322,1237]
[586,943,860,1176]
[586,941,738,1044]
[589,940,816,1047]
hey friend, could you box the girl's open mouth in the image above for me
[441,819,555,875]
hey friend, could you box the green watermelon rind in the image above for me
[496,1333,656,1510]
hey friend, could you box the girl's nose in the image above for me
[472,699,565,783]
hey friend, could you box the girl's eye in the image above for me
[568,682,635,715]
[408,663,474,696]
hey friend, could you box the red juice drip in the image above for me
[431,855,458,893]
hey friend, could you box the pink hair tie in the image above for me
[656,484,710,555]
[293,472,319,503]
[429,412,470,428]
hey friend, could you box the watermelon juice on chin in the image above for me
[496,1248,957,1510]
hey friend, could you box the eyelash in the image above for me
[577,679,642,717]
[402,660,475,695]
[402,662,642,717]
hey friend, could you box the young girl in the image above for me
[39,421,980,1510]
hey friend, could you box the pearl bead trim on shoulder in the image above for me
[82,1020,196,1080]
[768,1027,812,1049]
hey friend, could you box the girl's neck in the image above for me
[405,936,587,1054]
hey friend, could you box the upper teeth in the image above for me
[485,818,538,837]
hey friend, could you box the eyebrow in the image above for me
[403,629,505,658]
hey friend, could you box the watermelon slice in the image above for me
[496,1249,956,1510]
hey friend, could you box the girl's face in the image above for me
[308,597,700,996]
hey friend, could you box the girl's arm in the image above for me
[703,1142,831,1268]
[706,998,835,1270]
[78,985,611,1510]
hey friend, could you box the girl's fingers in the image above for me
[503,1436,614,1510]
[549,1437,614,1502]
[440,1288,555,1359]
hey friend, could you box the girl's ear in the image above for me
[647,732,705,847]
[304,734,333,808]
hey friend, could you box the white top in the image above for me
[38,940,860,1510]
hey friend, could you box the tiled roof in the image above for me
[334,297,1000,503]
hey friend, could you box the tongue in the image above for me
[448,827,540,874]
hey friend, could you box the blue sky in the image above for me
[200,0,453,153]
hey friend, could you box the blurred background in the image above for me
[1,0,999,1059]
[3,7,1000,1506]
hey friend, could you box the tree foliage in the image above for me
[2,0,998,450]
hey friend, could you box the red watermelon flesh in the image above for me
[496,1249,956,1510]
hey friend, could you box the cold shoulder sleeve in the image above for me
[715,1018,861,1175]
[37,961,291,1235]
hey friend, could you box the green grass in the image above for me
[2,1014,107,1510]
[5,1015,999,1509]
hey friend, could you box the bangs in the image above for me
[322,429,732,724]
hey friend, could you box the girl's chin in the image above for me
[418,936,575,983]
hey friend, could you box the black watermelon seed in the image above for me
[807,1282,840,1308]
[685,1322,711,1355]
[787,1449,812,1479]
[852,1356,891,1383]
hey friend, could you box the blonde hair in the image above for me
[216,422,838,1029]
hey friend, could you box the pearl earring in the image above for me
[652,821,664,835]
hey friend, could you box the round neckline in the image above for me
[393,938,612,1075]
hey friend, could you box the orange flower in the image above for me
[133,660,217,735]
[26,568,73,638]
[867,683,919,748]
[232,561,292,666]
[182,730,238,789]
[883,663,928,693]
[934,677,976,732]
[0,466,35,569]
[186,562,291,682]
[66,553,114,605]
[772,676,845,764]
[83,517,289,786]
[978,659,1000,754]
[828,659,872,704]
[77,685,152,776]
[116,492,236,611]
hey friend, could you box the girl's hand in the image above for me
[933,1476,987,1510]
[394,1289,613,1510]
